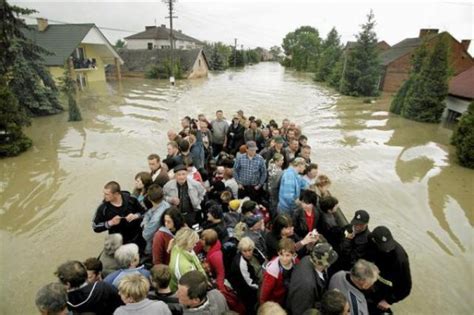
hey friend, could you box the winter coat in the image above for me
[292,204,321,239]
[141,200,171,254]
[182,289,229,315]
[259,256,294,306]
[67,281,122,315]
[152,226,174,265]
[329,271,369,315]
[163,178,206,211]
[169,246,206,292]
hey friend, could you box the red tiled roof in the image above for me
[449,66,474,99]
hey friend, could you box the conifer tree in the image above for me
[315,27,342,82]
[401,34,450,122]
[451,102,474,169]
[60,67,82,122]
[339,10,380,96]
[209,45,224,70]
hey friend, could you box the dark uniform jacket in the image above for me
[339,228,370,270]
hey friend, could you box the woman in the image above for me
[265,214,318,259]
[132,171,153,210]
[168,227,207,292]
[152,207,185,265]
[292,190,322,240]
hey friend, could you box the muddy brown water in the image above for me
[1,62,472,314]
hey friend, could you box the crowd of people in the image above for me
[36,110,412,315]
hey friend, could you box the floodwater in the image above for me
[0,62,472,314]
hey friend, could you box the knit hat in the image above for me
[229,200,241,211]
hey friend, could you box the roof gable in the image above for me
[449,66,474,99]
[125,26,203,44]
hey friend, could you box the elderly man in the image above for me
[340,210,371,270]
[278,157,309,215]
[92,181,144,246]
[233,141,267,203]
[210,110,229,155]
[329,259,380,315]
[287,242,339,314]
[163,164,206,227]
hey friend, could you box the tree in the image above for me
[339,11,380,96]
[209,45,225,70]
[115,39,125,49]
[60,66,82,121]
[282,26,321,71]
[401,34,450,122]
[269,46,283,61]
[315,27,343,82]
[451,102,474,168]
[390,43,428,114]
[328,59,344,88]
[228,48,244,67]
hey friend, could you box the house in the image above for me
[24,18,123,89]
[444,66,474,121]
[125,25,203,50]
[379,29,473,92]
[114,48,209,79]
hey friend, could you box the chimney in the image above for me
[161,24,166,28]
[419,28,439,38]
[461,40,471,51]
[37,18,48,32]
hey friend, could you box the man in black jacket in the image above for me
[364,226,412,314]
[339,209,371,270]
[92,181,144,246]
[287,242,338,315]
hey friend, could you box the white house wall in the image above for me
[126,39,200,50]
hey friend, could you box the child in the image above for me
[259,238,297,307]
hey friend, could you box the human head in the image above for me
[199,120,209,131]
[83,257,102,283]
[299,189,318,210]
[282,118,290,129]
[174,227,200,251]
[273,136,284,150]
[287,128,296,140]
[316,175,331,191]
[35,282,68,315]
[319,196,339,214]
[103,181,120,202]
[246,141,258,157]
[272,214,294,238]
[370,226,397,253]
[177,270,208,308]
[229,199,240,212]
[200,229,218,250]
[304,163,319,179]
[134,171,152,191]
[320,290,350,315]
[300,145,311,161]
[160,207,185,233]
[257,301,287,315]
[150,264,171,290]
[216,110,224,120]
[220,190,232,204]
[147,154,161,172]
[114,243,140,269]
[289,139,299,152]
[310,243,338,271]
[147,184,164,204]
[290,157,307,174]
[241,200,257,216]
[103,233,123,256]
[181,116,191,128]
[207,204,223,222]
[238,237,255,260]
[55,261,87,289]
[244,214,264,232]
[167,129,178,141]
[350,259,380,290]
[179,139,190,153]
[167,141,179,156]
[174,164,188,185]
[350,210,370,234]
[117,273,150,304]
[298,135,308,146]
[278,238,296,267]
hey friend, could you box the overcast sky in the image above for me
[12,0,474,54]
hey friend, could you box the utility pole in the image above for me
[164,0,177,84]
[234,38,237,67]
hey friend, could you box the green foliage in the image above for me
[209,45,225,70]
[145,59,183,79]
[246,49,261,64]
[115,39,125,49]
[203,41,232,70]
[229,48,245,67]
[339,11,380,96]
[390,43,428,114]
[269,46,283,62]
[315,27,343,82]
[0,78,32,157]
[282,26,321,71]
[451,102,474,168]
[59,69,82,121]
[328,59,343,89]
[401,34,450,122]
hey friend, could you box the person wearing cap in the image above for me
[364,226,412,314]
[223,199,243,228]
[233,141,267,203]
[278,157,309,215]
[329,259,380,315]
[163,164,206,227]
[244,213,268,262]
[287,242,339,315]
[226,114,245,155]
[261,136,289,167]
[339,210,371,270]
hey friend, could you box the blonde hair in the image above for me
[238,236,255,252]
[118,274,150,303]
[291,157,307,167]
[257,301,287,315]
[174,227,199,250]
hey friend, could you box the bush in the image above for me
[145,59,183,79]
[451,102,474,168]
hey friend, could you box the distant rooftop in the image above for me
[125,25,203,45]
[449,66,474,99]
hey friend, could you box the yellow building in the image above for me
[25,18,123,89]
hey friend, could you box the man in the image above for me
[284,138,300,161]
[92,181,144,245]
[303,163,319,186]
[287,243,338,314]
[262,136,288,167]
[364,226,412,314]
[233,141,267,203]
[329,259,380,315]
[280,118,290,137]
[299,144,312,164]
[55,261,122,315]
[278,157,309,215]
[164,141,183,171]
[210,110,229,155]
[244,120,264,145]
[320,290,350,315]
[340,210,371,270]
[163,165,206,227]
[226,114,245,155]
[180,116,192,136]
[148,154,169,187]
[167,129,182,144]
[35,282,68,315]
[142,185,171,256]
[177,270,229,314]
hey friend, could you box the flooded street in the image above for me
[1,62,472,314]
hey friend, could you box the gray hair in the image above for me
[35,282,68,314]
[104,233,123,256]
[350,259,379,284]
[291,157,307,167]
[114,243,139,268]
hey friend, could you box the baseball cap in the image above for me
[246,141,258,151]
[370,226,396,253]
[351,210,370,225]
[311,243,338,267]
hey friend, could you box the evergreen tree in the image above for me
[115,39,125,49]
[315,27,343,82]
[401,34,450,122]
[451,102,474,169]
[209,45,225,70]
[228,48,244,67]
[339,11,380,96]
[390,43,428,114]
[60,67,82,121]
[328,59,344,89]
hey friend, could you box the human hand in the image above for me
[108,215,121,227]
[377,300,391,310]
[125,213,139,222]
[302,230,319,245]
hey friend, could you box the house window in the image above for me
[147,42,153,50]
[75,47,85,60]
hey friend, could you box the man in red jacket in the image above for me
[260,238,297,307]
